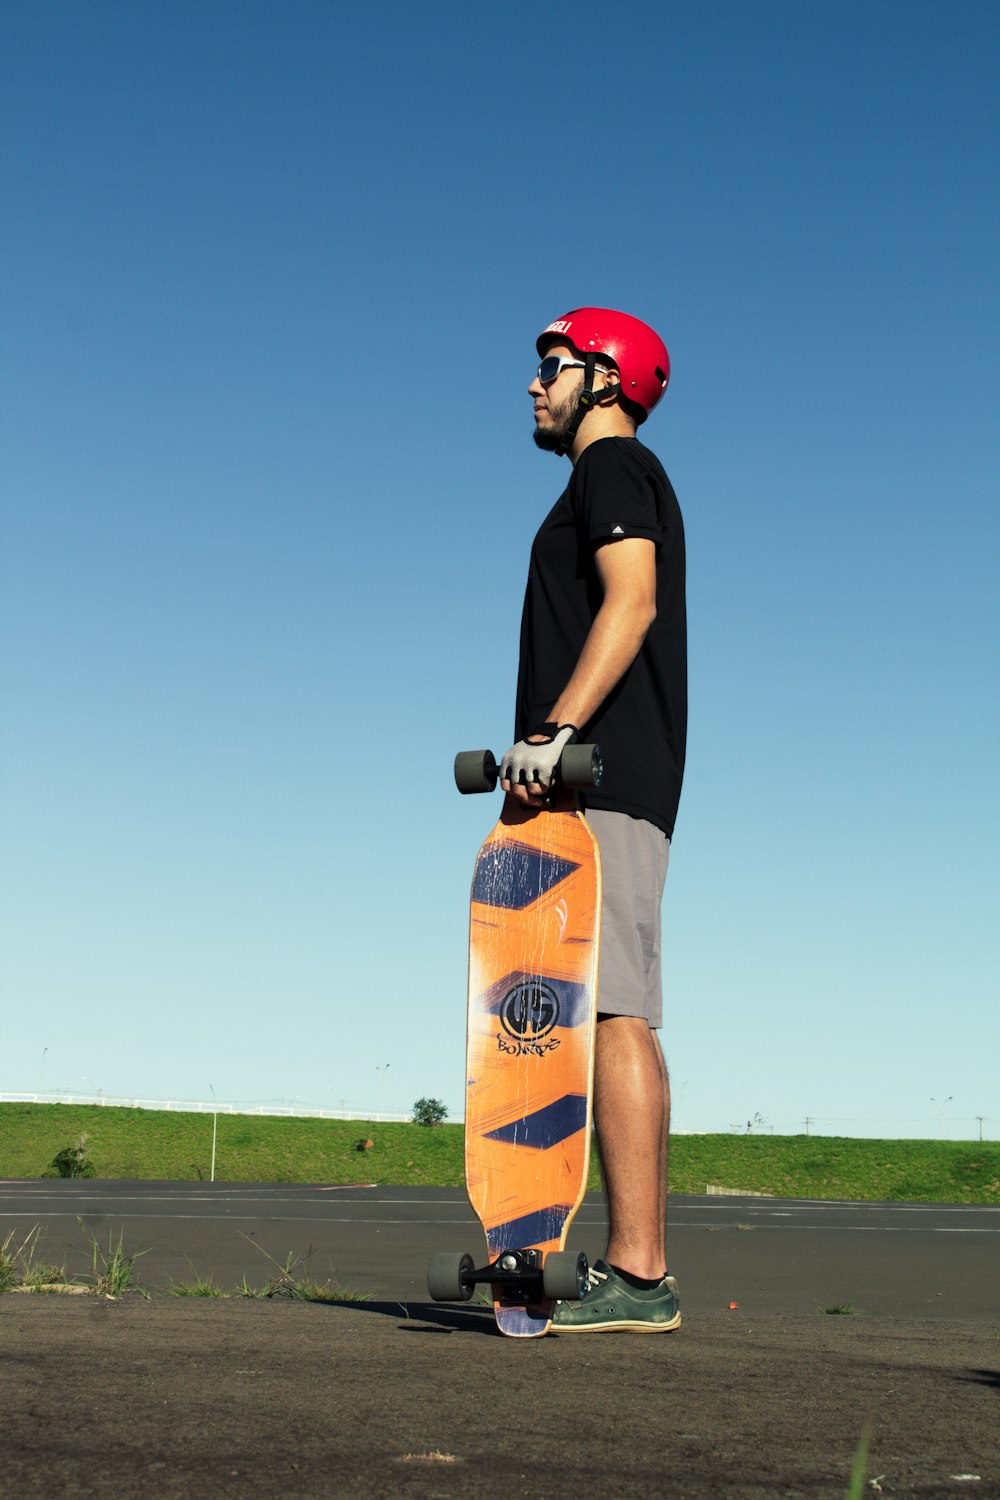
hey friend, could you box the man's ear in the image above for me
[594,367,623,406]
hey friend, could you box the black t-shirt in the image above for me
[514,436,687,837]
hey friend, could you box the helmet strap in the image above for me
[554,353,619,457]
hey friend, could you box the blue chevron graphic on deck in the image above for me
[484,1094,588,1149]
[472,842,578,911]
[486,1204,573,1254]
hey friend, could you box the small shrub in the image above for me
[51,1135,96,1178]
[411,1098,448,1127]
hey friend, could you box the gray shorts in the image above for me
[586,808,670,1029]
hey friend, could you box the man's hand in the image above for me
[500,724,578,805]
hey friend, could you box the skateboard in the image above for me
[427,744,602,1337]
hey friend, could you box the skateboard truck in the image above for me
[427,1248,590,1304]
[454,745,603,796]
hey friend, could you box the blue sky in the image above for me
[2,0,997,1141]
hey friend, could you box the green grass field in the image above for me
[1,1103,997,1203]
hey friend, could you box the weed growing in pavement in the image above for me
[78,1219,149,1298]
[824,1304,856,1315]
[844,1424,872,1499]
[0,1225,74,1293]
[0,1228,24,1292]
[167,1264,227,1297]
[236,1234,371,1301]
[236,1240,307,1299]
[295,1276,371,1303]
[18,1258,72,1292]
[3,1221,367,1304]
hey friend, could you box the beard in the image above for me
[532,377,583,452]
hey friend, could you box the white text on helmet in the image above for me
[544,320,573,336]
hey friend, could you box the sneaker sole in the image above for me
[551,1311,682,1335]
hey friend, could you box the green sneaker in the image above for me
[550,1259,681,1334]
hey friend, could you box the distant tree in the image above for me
[411,1098,448,1128]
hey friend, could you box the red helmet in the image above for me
[536,307,670,420]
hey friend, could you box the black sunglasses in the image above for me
[537,354,587,385]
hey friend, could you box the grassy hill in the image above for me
[1,1103,996,1203]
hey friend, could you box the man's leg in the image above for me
[593,1015,670,1280]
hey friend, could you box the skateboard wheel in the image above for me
[454,750,499,795]
[542,1251,588,1302]
[427,1251,475,1302]
[559,743,602,789]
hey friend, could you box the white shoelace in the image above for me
[583,1267,609,1294]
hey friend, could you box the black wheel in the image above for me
[559,743,602,789]
[454,750,499,795]
[542,1251,588,1301]
[427,1251,475,1301]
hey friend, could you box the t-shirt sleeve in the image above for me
[570,439,664,546]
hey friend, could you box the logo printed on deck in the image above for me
[497,1036,561,1056]
[499,982,560,1041]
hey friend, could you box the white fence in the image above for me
[0,1092,412,1123]
[5,1094,993,1138]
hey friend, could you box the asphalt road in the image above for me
[1,1182,997,1498]
[1,1180,997,1320]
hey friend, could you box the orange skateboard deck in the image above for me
[427,744,602,1338]
[466,798,601,1335]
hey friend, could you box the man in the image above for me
[500,307,686,1333]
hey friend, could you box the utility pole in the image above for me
[209,1083,218,1183]
[376,1063,390,1120]
[803,1116,813,1136]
